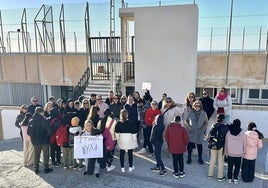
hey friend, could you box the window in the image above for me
[229,88,237,99]
[249,89,259,99]
[261,89,268,99]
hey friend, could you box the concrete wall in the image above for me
[197,53,268,88]
[120,5,199,104]
[0,54,88,86]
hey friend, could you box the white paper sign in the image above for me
[74,135,103,159]
[142,82,152,90]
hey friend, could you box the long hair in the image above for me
[247,122,264,139]
[87,106,100,121]
[100,109,112,133]
[83,119,93,132]
[184,92,196,107]
[120,109,128,121]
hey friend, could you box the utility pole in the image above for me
[110,0,116,92]
[226,0,233,84]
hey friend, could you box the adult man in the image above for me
[28,96,43,115]
[28,107,53,174]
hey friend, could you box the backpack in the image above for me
[49,118,60,144]
[56,124,69,147]
[102,119,115,151]
[208,123,228,150]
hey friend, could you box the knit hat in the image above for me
[71,117,80,126]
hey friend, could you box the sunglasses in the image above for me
[195,105,201,108]
[203,93,207,95]
[23,107,28,110]
[151,103,157,105]
[166,100,172,103]
[32,100,37,102]
[83,102,89,104]
[189,96,194,98]
[114,98,118,99]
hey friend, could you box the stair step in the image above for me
[83,80,113,99]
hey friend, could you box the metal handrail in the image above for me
[72,67,90,100]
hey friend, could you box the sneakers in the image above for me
[44,168,53,174]
[95,173,100,178]
[72,165,79,170]
[35,169,39,174]
[218,177,226,182]
[228,179,232,183]
[148,153,155,157]
[129,166,135,172]
[107,165,116,172]
[137,148,146,154]
[208,176,213,180]
[198,159,204,165]
[150,166,160,172]
[79,165,84,170]
[173,172,179,179]
[63,166,68,170]
[159,169,167,176]
[121,167,125,172]
[234,179,239,184]
[179,172,185,178]
[186,159,192,164]
[83,171,88,175]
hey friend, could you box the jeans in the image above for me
[143,126,154,153]
[227,156,242,179]
[34,144,49,170]
[120,149,133,168]
[154,143,164,170]
[172,153,184,173]
[208,148,225,178]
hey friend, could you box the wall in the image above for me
[120,5,199,104]
[0,54,88,86]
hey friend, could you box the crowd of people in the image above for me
[15,88,263,184]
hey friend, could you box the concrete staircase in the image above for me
[83,80,112,99]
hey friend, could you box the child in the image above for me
[81,119,102,178]
[20,112,34,167]
[150,114,167,176]
[224,119,245,184]
[165,115,189,178]
[241,122,263,183]
[69,117,82,169]
[115,109,138,172]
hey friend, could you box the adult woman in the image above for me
[109,94,123,120]
[213,87,232,125]
[182,92,196,128]
[77,99,90,128]
[160,97,180,129]
[186,101,208,165]
[15,104,28,142]
[115,109,138,172]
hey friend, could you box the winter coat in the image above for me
[77,108,89,128]
[28,113,51,145]
[165,122,189,154]
[243,131,263,160]
[150,115,165,145]
[69,126,82,147]
[199,96,215,119]
[225,130,245,157]
[115,120,138,150]
[97,116,117,141]
[28,104,42,115]
[15,112,26,129]
[187,109,208,144]
[124,103,138,125]
[161,106,181,128]
[213,95,232,116]
[109,102,123,119]
[145,108,162,126]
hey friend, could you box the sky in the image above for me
[0,0,268,52]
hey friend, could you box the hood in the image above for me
[69,126,81,134]
[246,131,259,140]
[32,113,44,121]
[229,127,242,136]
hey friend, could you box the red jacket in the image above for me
[145,108,162,126]
[165,122,189,154]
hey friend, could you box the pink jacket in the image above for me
[225,130,245,157]
[244,131,263,160]
[21,125,31,142]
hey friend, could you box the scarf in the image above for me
[189,110,206,129]
[217,93,228,101]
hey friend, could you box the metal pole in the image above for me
[259,26,262,52]
[210,27,213,53]
[242,26,245,53]
[264,29,268,84]
[226,0,233,84]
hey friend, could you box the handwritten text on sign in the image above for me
[74,135,103,159]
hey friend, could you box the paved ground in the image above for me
[0,138,268,188]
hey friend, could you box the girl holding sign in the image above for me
[81,119,102,178]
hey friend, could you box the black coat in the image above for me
[199,96,215,119]
[28,113,51,145]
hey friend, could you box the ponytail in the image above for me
[247,122,264,139]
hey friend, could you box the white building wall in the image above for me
[133,5,198,103]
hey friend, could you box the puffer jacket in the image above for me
[243,131,263,160]
[225,130,245,157]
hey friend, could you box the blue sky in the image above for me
[0,0,267,52]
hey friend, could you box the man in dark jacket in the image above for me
[28,107,53,174]
[199,90,214,120]
[28,96,43,115]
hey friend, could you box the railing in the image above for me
[124,61,134,82]
[72,67,90,100]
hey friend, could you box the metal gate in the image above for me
[89,37,121,80]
